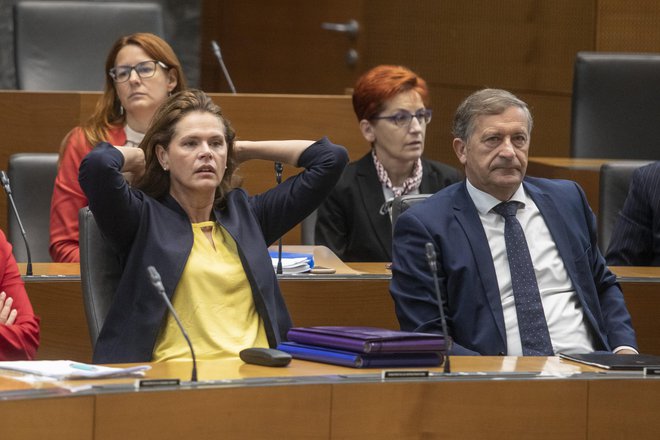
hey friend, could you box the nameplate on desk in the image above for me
[644,367,660,376]
[139,378,181,388]
[382,370,430,379]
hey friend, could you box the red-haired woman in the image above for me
[315,65,461,262]
[50,33,188,262]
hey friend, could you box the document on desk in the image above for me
[269,251,314,274]
[0,360,150,380]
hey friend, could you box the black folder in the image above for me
[559,353,660,370]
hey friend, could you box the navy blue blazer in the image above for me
[315,152,461,262]
[606,161,660,266]
[80,139,348,363]
[390,177,637,355]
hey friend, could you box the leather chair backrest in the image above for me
[300,210,318,245]
[390,194,432,234]
[14,1,164,90]
[6,153,59,262]
[598,161,653,253]
[79,207,122,347]
[571,52,660,160]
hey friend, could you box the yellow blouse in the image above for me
[152,221,268,361]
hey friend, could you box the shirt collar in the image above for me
[465,179,527,215]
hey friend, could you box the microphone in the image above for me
[210,40,237,94]
[425,242,451,373]
[1,171,32,276]
[274,162,284,275]
[147,265,197,382]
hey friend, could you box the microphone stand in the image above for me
[147,266,197,382]
[275,162,284,275]
[1,171,32,276]
[425,243,451,373]
[211,40,237,94]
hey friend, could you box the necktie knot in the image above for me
[493,201,521,218]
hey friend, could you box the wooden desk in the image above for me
[22,258,394,362]
[527,156,651,215]
[527,157,604,213]
[2,357,659,440]
[20,263,660,362]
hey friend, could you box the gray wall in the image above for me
[0,0,201,89]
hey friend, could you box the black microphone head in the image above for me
[147,265,161,284]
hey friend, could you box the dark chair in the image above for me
[598,161,653,253]
[6,153,59,262]
[300,210,318,245]
[79,207,122,347]
[390,194,432,233]
[14,1,164,91]
[570,52,660,160]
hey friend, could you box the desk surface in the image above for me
[18,262,660,362]
[2,356,660,440]
[18,262,660,280]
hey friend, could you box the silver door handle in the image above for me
[321,19,359,40]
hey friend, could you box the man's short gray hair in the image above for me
[452,89,533,141]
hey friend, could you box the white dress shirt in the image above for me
[465,180,597,355]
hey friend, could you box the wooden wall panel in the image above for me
[419,87,572,168]
[200,0,363,94]
[597,0,660,51]
[361,1,596,94]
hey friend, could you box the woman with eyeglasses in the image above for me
[50,33,187,262]
[315,65,462,262]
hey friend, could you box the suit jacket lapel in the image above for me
[452,184,507,345]
[524,182,576,280]
[355,154,392,256]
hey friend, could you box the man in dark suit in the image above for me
[606,161,660,266]
[315,65,461,262]
[390,88,637,356]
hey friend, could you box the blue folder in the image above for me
[277,342,443,368]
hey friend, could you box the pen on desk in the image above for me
[69,362,97,371]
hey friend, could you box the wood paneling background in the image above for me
[201,1,660,168]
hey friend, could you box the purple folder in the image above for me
[286,326,445,354]
[277,342,443,368]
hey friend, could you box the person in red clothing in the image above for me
[0,230,39,360]
[49,32,188,262]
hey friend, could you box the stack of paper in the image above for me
[0,360,150,380]
[269,251,314,274]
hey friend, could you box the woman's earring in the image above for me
[120,105,124,116]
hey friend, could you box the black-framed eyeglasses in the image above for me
[108,60,169,83]
[371,109,433,127]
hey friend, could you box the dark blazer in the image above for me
[606,161,660,266]
[390,177,637,355]
[315,152,461,262]
[80,139,348,363]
